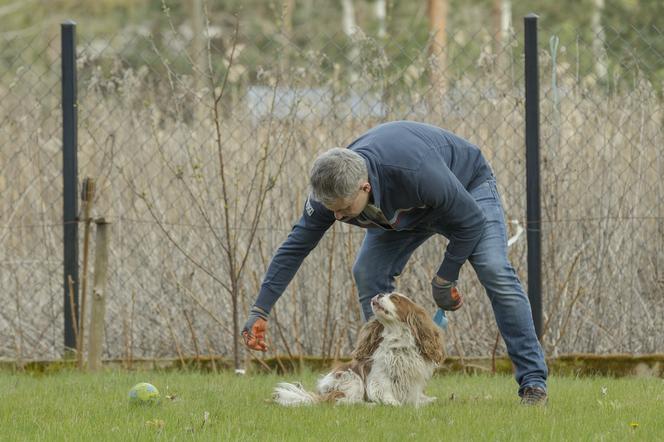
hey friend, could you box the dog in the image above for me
[273,292,444,407]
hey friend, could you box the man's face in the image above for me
[325,181,371,221]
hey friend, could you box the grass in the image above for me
[1,370,663,441]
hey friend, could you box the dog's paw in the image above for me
[380,398,401,406]
[415,395,437,407]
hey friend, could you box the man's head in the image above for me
[309,148,371,221]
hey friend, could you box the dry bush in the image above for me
[0,25,662,363]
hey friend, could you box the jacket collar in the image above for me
[359,153,381,210]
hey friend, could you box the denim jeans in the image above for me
[352,177,548,393]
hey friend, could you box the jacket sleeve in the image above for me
[253,195,335,314]
[416,158,487,282]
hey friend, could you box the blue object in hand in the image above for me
[433,308,448,329]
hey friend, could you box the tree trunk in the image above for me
[427,0,448,112]
[375,0,386,39]
[341,0,359,83]
[190,0,207,124]
[492,0,512,53]
[591,0,608,81]
[282,0,295,38]
[232,278,240,370]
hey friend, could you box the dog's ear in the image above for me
[406,307,445,365]
[352,319,384,361]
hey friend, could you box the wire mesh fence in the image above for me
[0,16,662,363]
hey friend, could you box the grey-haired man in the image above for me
[242,120,548,405]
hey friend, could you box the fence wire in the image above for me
[0,18,662,363]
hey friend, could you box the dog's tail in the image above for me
[272,382,319,407]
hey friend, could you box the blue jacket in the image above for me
[254,121,493,314]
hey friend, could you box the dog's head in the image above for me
[371,293,445,364]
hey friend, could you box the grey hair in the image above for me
[309,148,368,206]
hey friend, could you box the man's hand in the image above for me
[431,276,464,311]
[242,306,268,352]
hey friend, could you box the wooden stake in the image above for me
[77,177,95,370]
[87,218,110,371]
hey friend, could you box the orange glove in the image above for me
[242,307,268,352]
[431,276,464,311]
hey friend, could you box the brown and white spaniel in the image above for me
[273,292,444,407]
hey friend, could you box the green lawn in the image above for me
[1,370,662,441]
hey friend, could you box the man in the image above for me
[242,121,548,405]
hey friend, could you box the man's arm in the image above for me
[253,195,335,314]
[416,158,487,282]
[243,196,334,351]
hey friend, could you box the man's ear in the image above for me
[361,182,371,193]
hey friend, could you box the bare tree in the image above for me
[133,13,296,370]
[591,0,608,81]
[341,0,359,83]
[375,0,386,39]
[190,0,206,81]
[282,0,295,38]
[492,0,512,53]
[427,0,448,105]
[191,0,209,96]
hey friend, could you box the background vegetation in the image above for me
[0,0,662,366]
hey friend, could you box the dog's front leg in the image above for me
[366,378,400,406]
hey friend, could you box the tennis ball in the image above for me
[128,382,160,404]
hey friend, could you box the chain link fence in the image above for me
[1,16,662,363]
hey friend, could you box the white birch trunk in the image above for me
[375,0,386,39]
[492,0,512,51]
[591,0,608,80]
[341,0,359,83]
[500,0,512,43]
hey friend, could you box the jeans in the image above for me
[352,177,548,393]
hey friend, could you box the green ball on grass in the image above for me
[128,382,160,404]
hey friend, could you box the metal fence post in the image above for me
[524,13,543,340]
[62,20,79,355]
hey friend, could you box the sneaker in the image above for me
[520,386,547,406]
